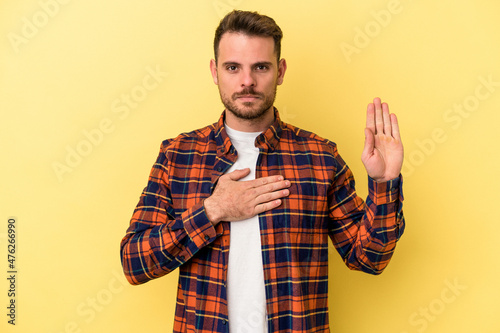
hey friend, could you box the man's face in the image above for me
[210,32,286,127]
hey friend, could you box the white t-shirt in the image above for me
[225,124,268,333]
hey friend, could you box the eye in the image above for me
[226,65,238,72]
[256,64,269,71]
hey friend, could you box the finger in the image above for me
[374,97,384,135]
[226,168,251,181]
[362,128,375,157]
[255,187,290,205]
[366,102,375,133]
[382,102,391,136]
[252,179,291,198]
[254,199,283,215]
[390,113,401,140]
[251,174,285,188]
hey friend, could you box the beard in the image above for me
[219,85,277,121]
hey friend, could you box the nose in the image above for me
[241,69,256,87]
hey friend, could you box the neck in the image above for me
[224,107,275,132]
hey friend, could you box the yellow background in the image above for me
[1,0,499,332]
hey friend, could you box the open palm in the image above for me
[361,98,404,182]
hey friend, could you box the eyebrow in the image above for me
[254,61,274,67]
[221,61,275,67]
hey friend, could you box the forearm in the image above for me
[120,200,218,285]
[330,172,405,275]
[347,176,404,274]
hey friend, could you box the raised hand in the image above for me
[203,168,291,225]
[361,97,404,182]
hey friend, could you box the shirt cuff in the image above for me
[181,201,218,248]
[368,174,403,205]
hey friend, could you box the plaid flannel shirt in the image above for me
[120,109,405,332]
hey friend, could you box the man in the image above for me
[120,10,405,333]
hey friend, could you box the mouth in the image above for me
[235,95,261,102]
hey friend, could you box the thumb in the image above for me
[362,128,375,158]
[226,168,251,181]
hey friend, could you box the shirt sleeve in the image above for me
[120,142,218,285]
[328,146,405,275]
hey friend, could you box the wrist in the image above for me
[370,173,400,183]
[203,197,221,226]
[371,176,388,183]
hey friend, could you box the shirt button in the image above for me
[222,320,227,325]
[204,235,210,241]
[217,167,222,172]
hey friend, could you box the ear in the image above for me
[277,58,287,85]
[210,59,218,85]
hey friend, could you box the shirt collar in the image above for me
[214,108,283,154]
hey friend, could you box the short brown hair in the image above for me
[213,10,283,63]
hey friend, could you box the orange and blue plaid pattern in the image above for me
[120,109,405,332]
